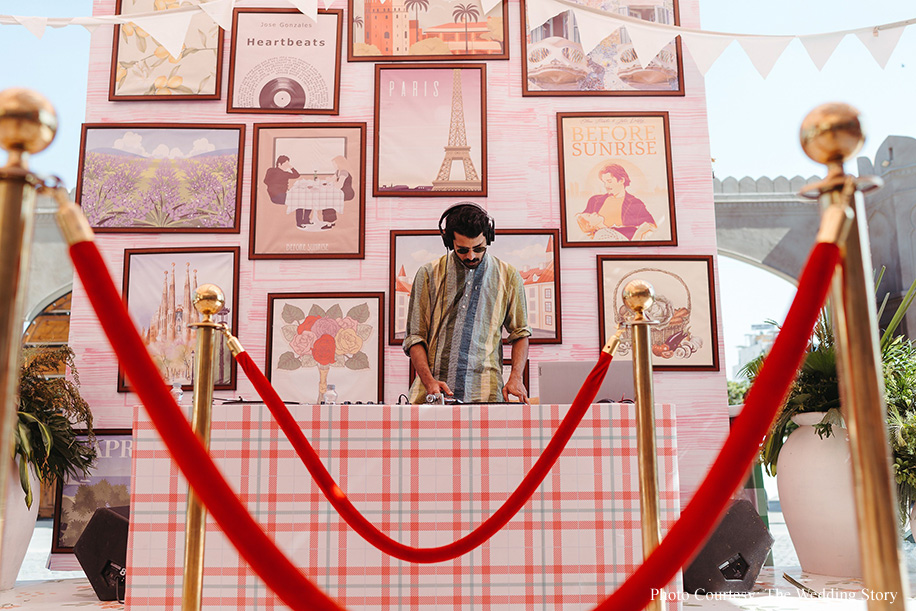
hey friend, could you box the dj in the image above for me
[403,203,532,404]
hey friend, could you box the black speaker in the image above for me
[74,505,130,601]
[683,499,773,594]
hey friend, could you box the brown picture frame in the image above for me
[347,0,510,62]
[119,246,241,391]
[75,122,245,233]
[374,63,487,197]
[557,112,677,248]
[227,8,343,115]
[389,229,562,345]
[519,0,685,97]
[597,254,719,371]
[52,429,133,553]
[266,292,386,404]
[108,0,224,101]
[249,122,367,260]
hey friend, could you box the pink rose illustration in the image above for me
[311,317,340,338]
[336,316,359,331]
[290,330,317,356]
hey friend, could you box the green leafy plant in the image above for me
[13,346,96,508]
[727,380,750,406]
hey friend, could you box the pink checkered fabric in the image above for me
[127,402,681,610]
[285,180,346,215]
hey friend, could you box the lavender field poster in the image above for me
[266,293,384,404]
[374,64,486,197]
[121,247,240,391]
[76,124,244,233]
[53,431,132,552]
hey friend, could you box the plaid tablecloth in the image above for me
[127,402,681,610]
[285,180,345,215]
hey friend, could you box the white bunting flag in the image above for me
[481,0,501,18]
[625,20,676,69]
[855,25,905,69]
[131,10,195,59]
[288,0,319,22]
[525,0,566,33]
[12,15,47,39]
[738,36,793,79]
[680,32,734,75]
[570,8,619,55]
[197,0,235,31]
[799,32,845,71]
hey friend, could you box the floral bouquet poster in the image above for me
[558,112,676,248]
[77,123,244,232]
[374,64,486,197]
[267,293,384,404]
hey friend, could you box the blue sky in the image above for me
[1,0,912,377]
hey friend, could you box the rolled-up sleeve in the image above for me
[503,268,532,343]
[403,265,431,356]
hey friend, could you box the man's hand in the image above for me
[424,379,453,398]
[503,375,529,404]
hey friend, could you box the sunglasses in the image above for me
[455,245,487,255]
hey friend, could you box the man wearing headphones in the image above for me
[403,203,532,404]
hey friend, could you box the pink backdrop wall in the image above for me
[70,0,729,503]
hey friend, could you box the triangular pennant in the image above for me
[12,16,47,39]
[198,0,235,31]
[481,0,501,17]
[738,36,793,78]
[525,0,567,32]
[132,11,195,59]
[855,26,905,69]
[321,0,336,10]
[625,20,676,69]
[288,0,319,23]
[570,8,619,55]
[81,22,102,35]
[799,32,844,70]
[680,32,734,75]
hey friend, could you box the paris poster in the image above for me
[373,64,486,197]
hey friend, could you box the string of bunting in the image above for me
[0,0,912,77]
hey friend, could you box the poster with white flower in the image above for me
[266,292,384,404]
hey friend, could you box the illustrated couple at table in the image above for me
[264,154,355,231]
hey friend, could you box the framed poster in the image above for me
[250,123,366,259]
[227,8,342,114]
[109,0,224,100]
[597,255,719,371]
[409,358,529,390]
[266,293,385,404]
[389,229,561,344]
[76,123,244,233]
[120,247,240,391]
[558,112,676,247]
[519,0,684,96]
[348,0,509,61]
[374,64,486,197]
[52,430,132,553]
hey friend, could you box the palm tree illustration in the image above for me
[404,0,429,45]
[353,15,364,28]
[452,3,480,53]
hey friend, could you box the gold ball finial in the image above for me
[799,103,864,166]
[622,279,655,315]
[193,283,225,317]
[0,88,58,156]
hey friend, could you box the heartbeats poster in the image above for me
[558,113,676,247]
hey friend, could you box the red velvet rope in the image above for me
[69,242,344,611]
[235,349,613,563]
[594,241,840,610]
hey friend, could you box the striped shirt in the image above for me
[404,252,531,403]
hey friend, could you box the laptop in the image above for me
[537,360,636,405]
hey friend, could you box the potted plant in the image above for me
[743,272,916,577]
[2,345,96,589]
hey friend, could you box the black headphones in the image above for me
[438,202,495,250]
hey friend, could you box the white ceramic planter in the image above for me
[776,411,861,577]
[0,460,40,590]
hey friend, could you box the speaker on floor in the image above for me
[73,505,130,601]
[683,498,773,594]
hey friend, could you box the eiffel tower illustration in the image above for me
[431,69,482,191]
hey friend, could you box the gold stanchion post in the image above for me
[0,89,57,560]
[623,279,664,611]
[181,284,225,610]
[800,103,907,609]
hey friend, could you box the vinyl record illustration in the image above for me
[259,77,307,109]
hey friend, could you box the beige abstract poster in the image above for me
[558,112,676,248]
